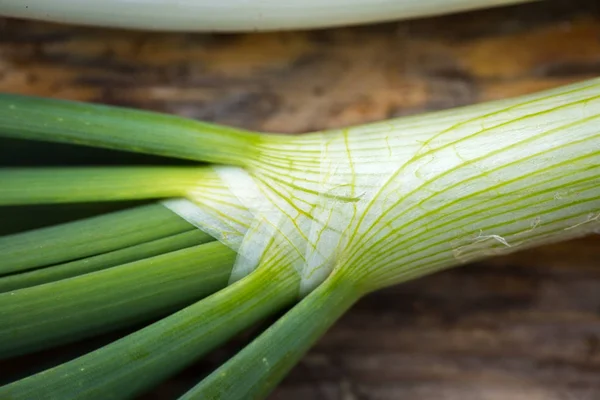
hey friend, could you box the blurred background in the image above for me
[1,0,599,398]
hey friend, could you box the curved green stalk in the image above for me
[0,202,144,236]
[0,167,211,205]
[0,241,236,359]
[0,230,213,292]
[0,203,192,275]
[0,263,300,399]
[181,273,360,400]
[0,93,262,165]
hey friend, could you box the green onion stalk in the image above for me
[0,76,598,399]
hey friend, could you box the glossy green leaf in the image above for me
[0,203,192,275]
[0,264,299,399]
[0,229,213,292]
[0,93,261,165]
[0,241,235,358]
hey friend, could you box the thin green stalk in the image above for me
[0,167,210,205]
[0,241,236,359]
[180,273,360,400]
[0,202,146,236]
[0,93,262,165]
[0,229,213,292]
[0,203,193,275]
[0,265,300,399]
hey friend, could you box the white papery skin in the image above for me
[168,77,600,296]
[0,0,536,31]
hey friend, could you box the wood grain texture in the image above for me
[1,0,599,399]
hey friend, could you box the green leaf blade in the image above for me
[0,229,213,292]
[0,265,299,400]
[0,203,193,275]
[0,241,235,358]
[0,93,262,165]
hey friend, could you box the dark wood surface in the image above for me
[1,0,600,399]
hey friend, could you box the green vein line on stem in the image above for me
[370,207,600,289]
[363,171,600,275]
[372,180,600,270]
[342,130,596,272]
[367,201,600,288]
[339,83,600,260]
[349,149,600,272]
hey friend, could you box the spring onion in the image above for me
[0,76,598,399]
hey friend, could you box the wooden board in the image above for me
[1,0,599,398]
